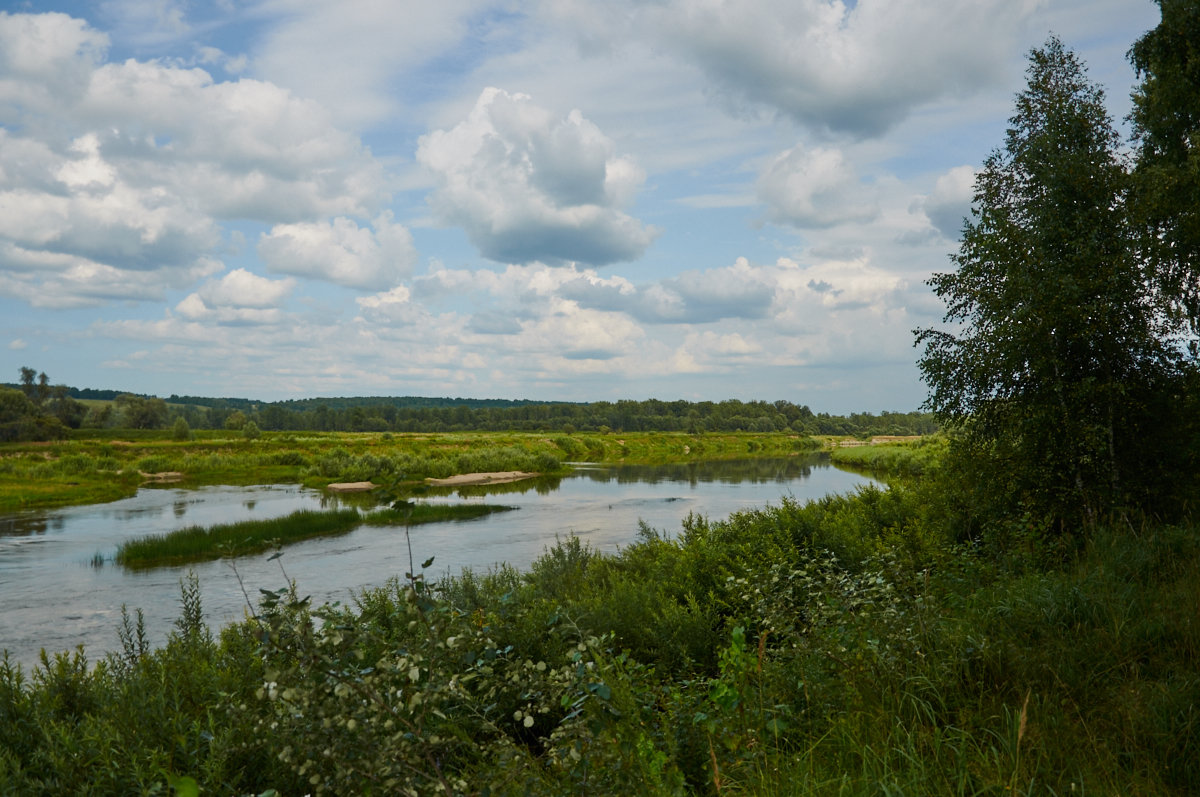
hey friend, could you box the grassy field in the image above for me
[0,430,819,512]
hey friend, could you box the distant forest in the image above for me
[1,369,937,440]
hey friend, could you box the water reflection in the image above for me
[0,456,875,671]
[575,457,819,486]
[0,515,50,536]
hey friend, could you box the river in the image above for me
[0,455,875,670]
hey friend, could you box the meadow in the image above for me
[0,429,818,512]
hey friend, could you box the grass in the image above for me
[0,430,823,511]
[114,503,516,569]
[1,462,1198,793]
[829,434,946,480]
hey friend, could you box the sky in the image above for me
[0,0,1162,412]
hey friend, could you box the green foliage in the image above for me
[830,435,946,480]
[115,509,364,567]
[916,37,1186,533]
[0,385,67,442]
[1129,0,1200,336]
[171,416,191,441]
[2,464,1199,793]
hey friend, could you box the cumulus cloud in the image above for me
[251,0,488,127]
[417,87,657,266]
[0,249,221,308]
[174,268,294,324]
[563,258,777,324]
[196,267,294,308]
[0,11,388,308]
[0,11,107,120]
[258,214,417,291]
[757,144,878,229]
[546,0,1038,137]
[921,165,976,240]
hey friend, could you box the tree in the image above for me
[915,37,1178,532]
[18,367,36,403]
[115,394,169,430]
[1129,0,1200,340]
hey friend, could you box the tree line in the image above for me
[0,371,936,439]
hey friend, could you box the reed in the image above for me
[114,502,518,569]
[115,509,364,568]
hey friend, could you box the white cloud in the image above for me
[258,214,417,291]
[921,165,976,240]
[549,0,1042,137]
[8,338,26,350]
[174,267,294,324]
[196,267,295,308]
[0,251,221,309]
[0,11,388,310]
[417,87,657,266]
[251,0,491,128]
[757,144,879,229]
[0,11,107,120]
[80,59,385,220]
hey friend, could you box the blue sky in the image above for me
[0,0,1160,411]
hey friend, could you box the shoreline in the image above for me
[425,471,539,487]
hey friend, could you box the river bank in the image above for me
[0,430,820,512]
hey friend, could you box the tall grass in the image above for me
[115,509,364,568]
[114,503,518,569]
[830,434,946,479]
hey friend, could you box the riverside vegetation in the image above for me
[113,503,517,569]
[0,448,1196,794]
[0,428,818,512]
[4,14,1200,794]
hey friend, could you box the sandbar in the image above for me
[326,481,378,492]
[425,471,538,487]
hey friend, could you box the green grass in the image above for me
[2,468,1199,793]
[115,509,365,568]
[830,434,946,479]
[114,503,516,569]
[0,430,822,511]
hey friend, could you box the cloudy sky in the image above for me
[0,0,1160,411]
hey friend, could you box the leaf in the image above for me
[165,773,200,797]
[587,682,612,701]
[421,556,435,569]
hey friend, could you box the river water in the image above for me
[0,455,874,670]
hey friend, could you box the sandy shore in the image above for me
[326,481,377,492]
[425,471,538,487]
